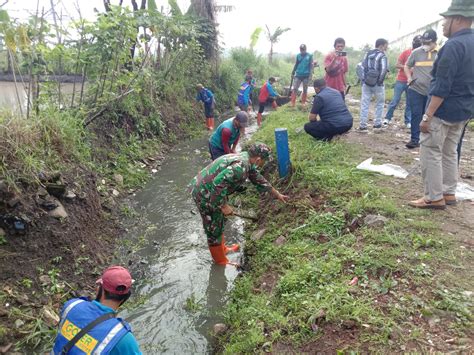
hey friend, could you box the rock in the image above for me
[0,307,8,317]
[342,319,356,329]
[46,183,66,198]
[0,228,5,238]
[363,214,388,228]
[274,236,286,246]
[64,191,77,200]
[37,187,49,197]
[39,196,59,211]
[0,180,8,193]
[251,229,266,241]
[213,323,228,335]
[14,319,24,328]
[39,275,51,285]
[112,189,120,197]
[15,295,29,305]
[113,174,124,186]
[48,199,68,219]
[0,343,13,354]
[41,306,59,327]
[7,196,20,208]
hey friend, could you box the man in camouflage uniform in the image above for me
[190,143,289,265]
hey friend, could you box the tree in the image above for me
[249,27,262,50]
[265,25,290,64]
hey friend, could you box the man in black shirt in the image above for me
[304,79,353,141]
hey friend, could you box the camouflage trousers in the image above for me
[192,191,225,246]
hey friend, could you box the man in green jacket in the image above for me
[291,44,314,107]
[190,143,289,265]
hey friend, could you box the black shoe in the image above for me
[357,126,368,132]
[373,124,382,129]
[405,141,420,149]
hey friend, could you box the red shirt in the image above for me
[396,49,412,82]
[324,52,348,92]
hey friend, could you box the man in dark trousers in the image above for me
[409,0,474,209]
[52,266,141,354]
[304,78,353,141]
[208,111,248,160]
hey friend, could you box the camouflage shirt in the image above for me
[190,152,272,211]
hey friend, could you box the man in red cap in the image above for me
[52,266,141,354]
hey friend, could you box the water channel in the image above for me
[120,117,260,354]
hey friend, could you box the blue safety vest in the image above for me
[52,298,131,355]
[237,82,251,106]
[209,118,240,150]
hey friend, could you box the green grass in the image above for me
[218,107,473,353]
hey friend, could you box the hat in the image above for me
[421,29,437,43]
[248,142,272,160]
[96,266,132,295]
[440,0,474,18]
[235,111,249,127]
[299,44,307,50]
[412,35,422,46]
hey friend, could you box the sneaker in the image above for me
[406,123,411,129]
[405,141,420,149]
[383,119,390,126]
[373,124,382,129]
[357,126,368,132]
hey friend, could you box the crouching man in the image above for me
[304,78,353,141]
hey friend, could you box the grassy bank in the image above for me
[219,107,472,353]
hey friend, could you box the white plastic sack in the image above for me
[456,181,474,201]
[356,158,409,179]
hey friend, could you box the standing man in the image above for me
[52,266,141,354]
[257,77,280,126]
[208,111,248,160]
[291,44,314,107]
[237,75,253,112]
[409,0,474,209]
[358,38,389,131]
[196,84,215,131]
[383,35,423,128]
[304,79,353,141]
[324,38,349,100]
[190,143,289,265]
[404,29,438,149]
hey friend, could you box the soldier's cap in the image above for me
[96,266,133,295]
[248,142,272,160]
[440,0,474,19]
[421,29,437,43]
[235,111,249,127]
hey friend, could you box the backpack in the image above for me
[360,50,384,87]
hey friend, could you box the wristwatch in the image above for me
[422,114,431,122]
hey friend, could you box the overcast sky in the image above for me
[4,0,452,54]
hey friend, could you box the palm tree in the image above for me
[265,25,290,64]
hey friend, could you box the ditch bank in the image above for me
[216,104,473,353]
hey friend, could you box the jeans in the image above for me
[420,116,468,201]
[304,120,352,141]
[385,81,411,124]
[407,88,428,144]
[359,84,385,128]
[293,76,310,94]
[209,142,226,160]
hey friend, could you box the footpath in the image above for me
[217,102,473,353]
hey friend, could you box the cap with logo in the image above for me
[421,29,437,43]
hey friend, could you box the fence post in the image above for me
[274,128,290,178]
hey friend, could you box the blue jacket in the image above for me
[52,298,140,355]
[209,118,240,150]
[237,82,252,106]
[311,87,353,128]
[429,29,474,122]
[196,88,214,106]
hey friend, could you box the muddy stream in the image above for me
[120,116,260,354]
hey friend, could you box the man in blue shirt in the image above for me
[52,266,141,354]
[304,79,353,141]
[291,44,314,107]
[196,84,215,130]
[409,0,474,209]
